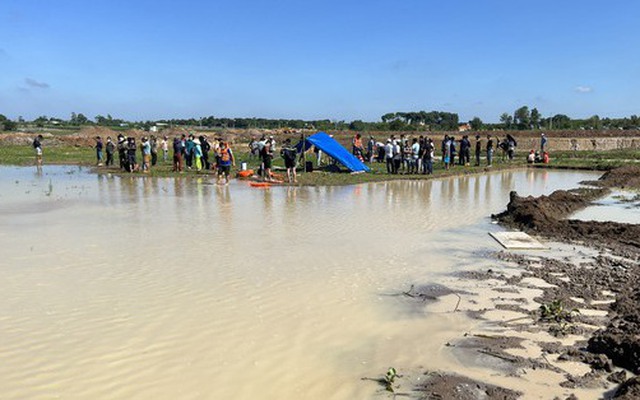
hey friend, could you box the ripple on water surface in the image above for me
[0,166,606,399]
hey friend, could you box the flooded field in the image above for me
[0,166,602,399]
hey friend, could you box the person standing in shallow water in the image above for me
[217,141,235,185]
[261,138,274,181]
[193,137,203,171]
[33,134,43,168]
[172,136,183,172]
[161,135,169,162]
[280,138,298,183]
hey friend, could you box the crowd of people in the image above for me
[355,132,549,174]
[89,133,236,184]
[32,131,550,181]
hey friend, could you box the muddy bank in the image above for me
[416,372,521,400]
[405,247,638,398]
[399,166,640,398]
[585,165,640,190]
[493,166,640,259]
[486,166,640,397]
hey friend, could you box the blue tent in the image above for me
[299,132,370,173]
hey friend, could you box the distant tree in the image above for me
[499,113,513,129]
[551,114,571,129]
[34,115,49,127]
[0,114,17,131]
[389,119,407,131]
[469,117,483,131]
[585,115,601,130]
[381,113,397,123]
[514,106,530,130]
[76,113,89,124]
[530,108,541,129]
[349,120,366,131]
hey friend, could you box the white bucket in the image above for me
[241,162,247,171]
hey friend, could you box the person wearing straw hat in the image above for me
[193,137,203,171]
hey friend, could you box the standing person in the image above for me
[217,141,235,185]
[269,135,277,153]
[185,134,195,169]
[463,135,471,165]
[248,137,257,158]
[95,136,104,166]
[410,138,420,174]
[261,138,274,181]
[392,139,402,174]
[352,133,364,161]
[161,135,169,162]
[458,136,468,166]
[449,136,457,167]
[486,135,494,167]
[506,134,517,161]
[384,139,394,174]
[105,136,115,166]
[117,134,127,170]
[201,136,211,170]
[367,135,375,163]
[33,134,43,168]
[150,135,158,166]
[443,136,451,170]
[540,133,548,153]
[281,138,298,183]
[180,134,187,161]
[140,137,151,173]
[172,136,183,172]
[441,135,449,166]
[126,137,138,172]
[474,135,482,166]
[423,137,434,174]
[193,137,203,171]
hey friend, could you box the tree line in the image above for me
[2,108,639,132]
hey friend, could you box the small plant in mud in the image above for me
[539,300,580,335]
[382,367,398,392]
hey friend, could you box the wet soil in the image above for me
[416,372,521,400]
[409,166,640,398]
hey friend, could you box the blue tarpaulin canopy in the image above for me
[298,132,370,173]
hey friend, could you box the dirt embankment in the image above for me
[494,166,640,259]
[492,165,640,396]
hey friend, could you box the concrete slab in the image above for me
[489,231,547,250]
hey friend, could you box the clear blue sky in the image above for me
[1,0,639,123]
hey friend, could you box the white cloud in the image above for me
[575,86,593,93]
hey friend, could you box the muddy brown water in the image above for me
[0,166,603,399]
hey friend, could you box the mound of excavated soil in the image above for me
[495,188,607,230]
[594,165,640,190]
[493,183,640,259]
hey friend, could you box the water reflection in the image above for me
[0,166,610,400]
